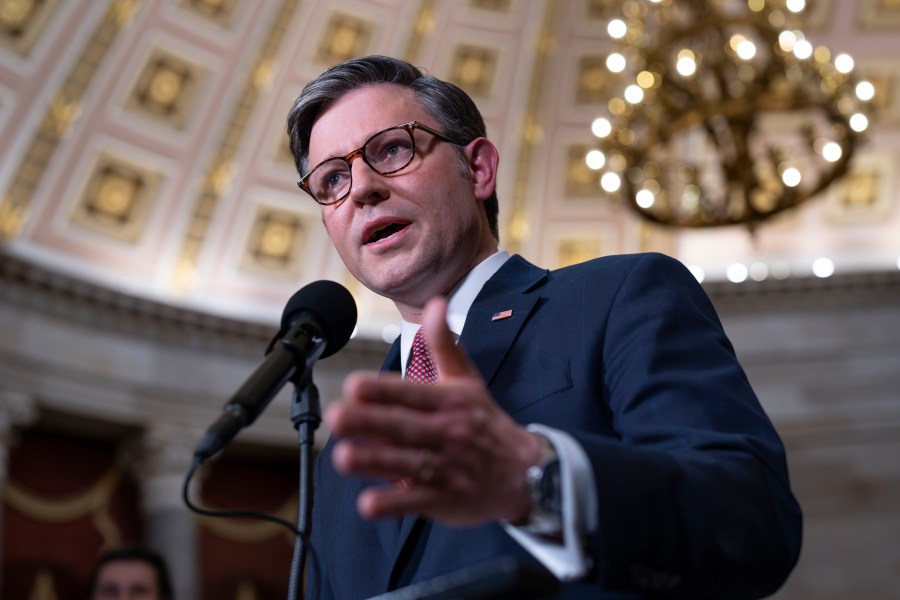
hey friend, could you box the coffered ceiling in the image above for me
[1,0,899,340]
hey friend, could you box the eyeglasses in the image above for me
[298,120,461,206]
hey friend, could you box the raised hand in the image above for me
[324,296,541,526]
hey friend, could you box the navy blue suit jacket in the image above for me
[307,253,801,599]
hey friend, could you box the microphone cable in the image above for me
[181,454,302,537]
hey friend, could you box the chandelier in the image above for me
[588,0,874,230]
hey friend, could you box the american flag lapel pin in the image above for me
[491,309,513,322]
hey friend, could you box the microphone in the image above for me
[193,280,357,462]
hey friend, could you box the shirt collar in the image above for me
[399,250,510,373]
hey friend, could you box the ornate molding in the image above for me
[0,250,387,361]
[704,268,900,314]
[3,250,899,351]
[4,246,898,388]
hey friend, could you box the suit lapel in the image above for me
[460,255,548,387]
[381,337,402,372]
[379,254,548,386]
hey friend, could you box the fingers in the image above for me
[422,297,479,380]
[357,484,442,520]
[332,440,456,521]
[332,439,431,483]
[325,399,445,447]
[340,371,445,411]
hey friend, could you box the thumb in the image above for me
[422,297,479,380]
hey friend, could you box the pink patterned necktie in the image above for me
[406,327,438,384]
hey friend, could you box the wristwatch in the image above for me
[523,434,563,537]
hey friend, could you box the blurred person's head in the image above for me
[87,545,173,600]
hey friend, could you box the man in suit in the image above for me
[287,55,801,599]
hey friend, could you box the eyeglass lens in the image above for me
[308,126,415,204]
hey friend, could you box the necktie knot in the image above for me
[407,327,438,384]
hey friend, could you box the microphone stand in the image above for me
[287,371,321,600]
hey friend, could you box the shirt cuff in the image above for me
[501,424,598,581]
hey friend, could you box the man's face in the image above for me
[92,560,160,600]
[307,84,495,317]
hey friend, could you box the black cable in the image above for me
[182,375,325,599]
[182,455,302,537]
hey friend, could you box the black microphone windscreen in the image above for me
[277,280,357,358]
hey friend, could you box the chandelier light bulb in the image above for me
[636,70,656,88]
[821,141,842,162]
[585,149,606,170]
[591,117,612,138]
[636,189,655,208]
[771,261,791,279]
[793,39,813,59]
[736,40,757,60]
[681,185,700,210]
[855,81,875,101]
[834,53,854,73]
[749,262,769,281]
[600,172,621,192]
[778,30,797,52]
[607,52,627,73]
[687,265,705,283]
[608,153,627,171]
[849,113,869,132]
[726,263,749,283]
[814,45,831,64]
[607,18,627,39]
[812,257,834,278]
[781,167,802,187]
[624,84,644,104]
[786,0,806,13]
[676,55,697,77]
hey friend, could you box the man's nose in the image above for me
[347,157,388,204]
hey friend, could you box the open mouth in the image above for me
[365,222,409,244]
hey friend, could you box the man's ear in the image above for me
[465,138,499,202]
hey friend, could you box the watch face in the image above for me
[524,452,562,536]
[541,460,562,515]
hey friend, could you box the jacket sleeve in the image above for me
[573,253,801,598]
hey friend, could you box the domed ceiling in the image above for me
[1,0,899,340]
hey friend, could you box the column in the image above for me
[137,422,202,600]
[0,390,37,590]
